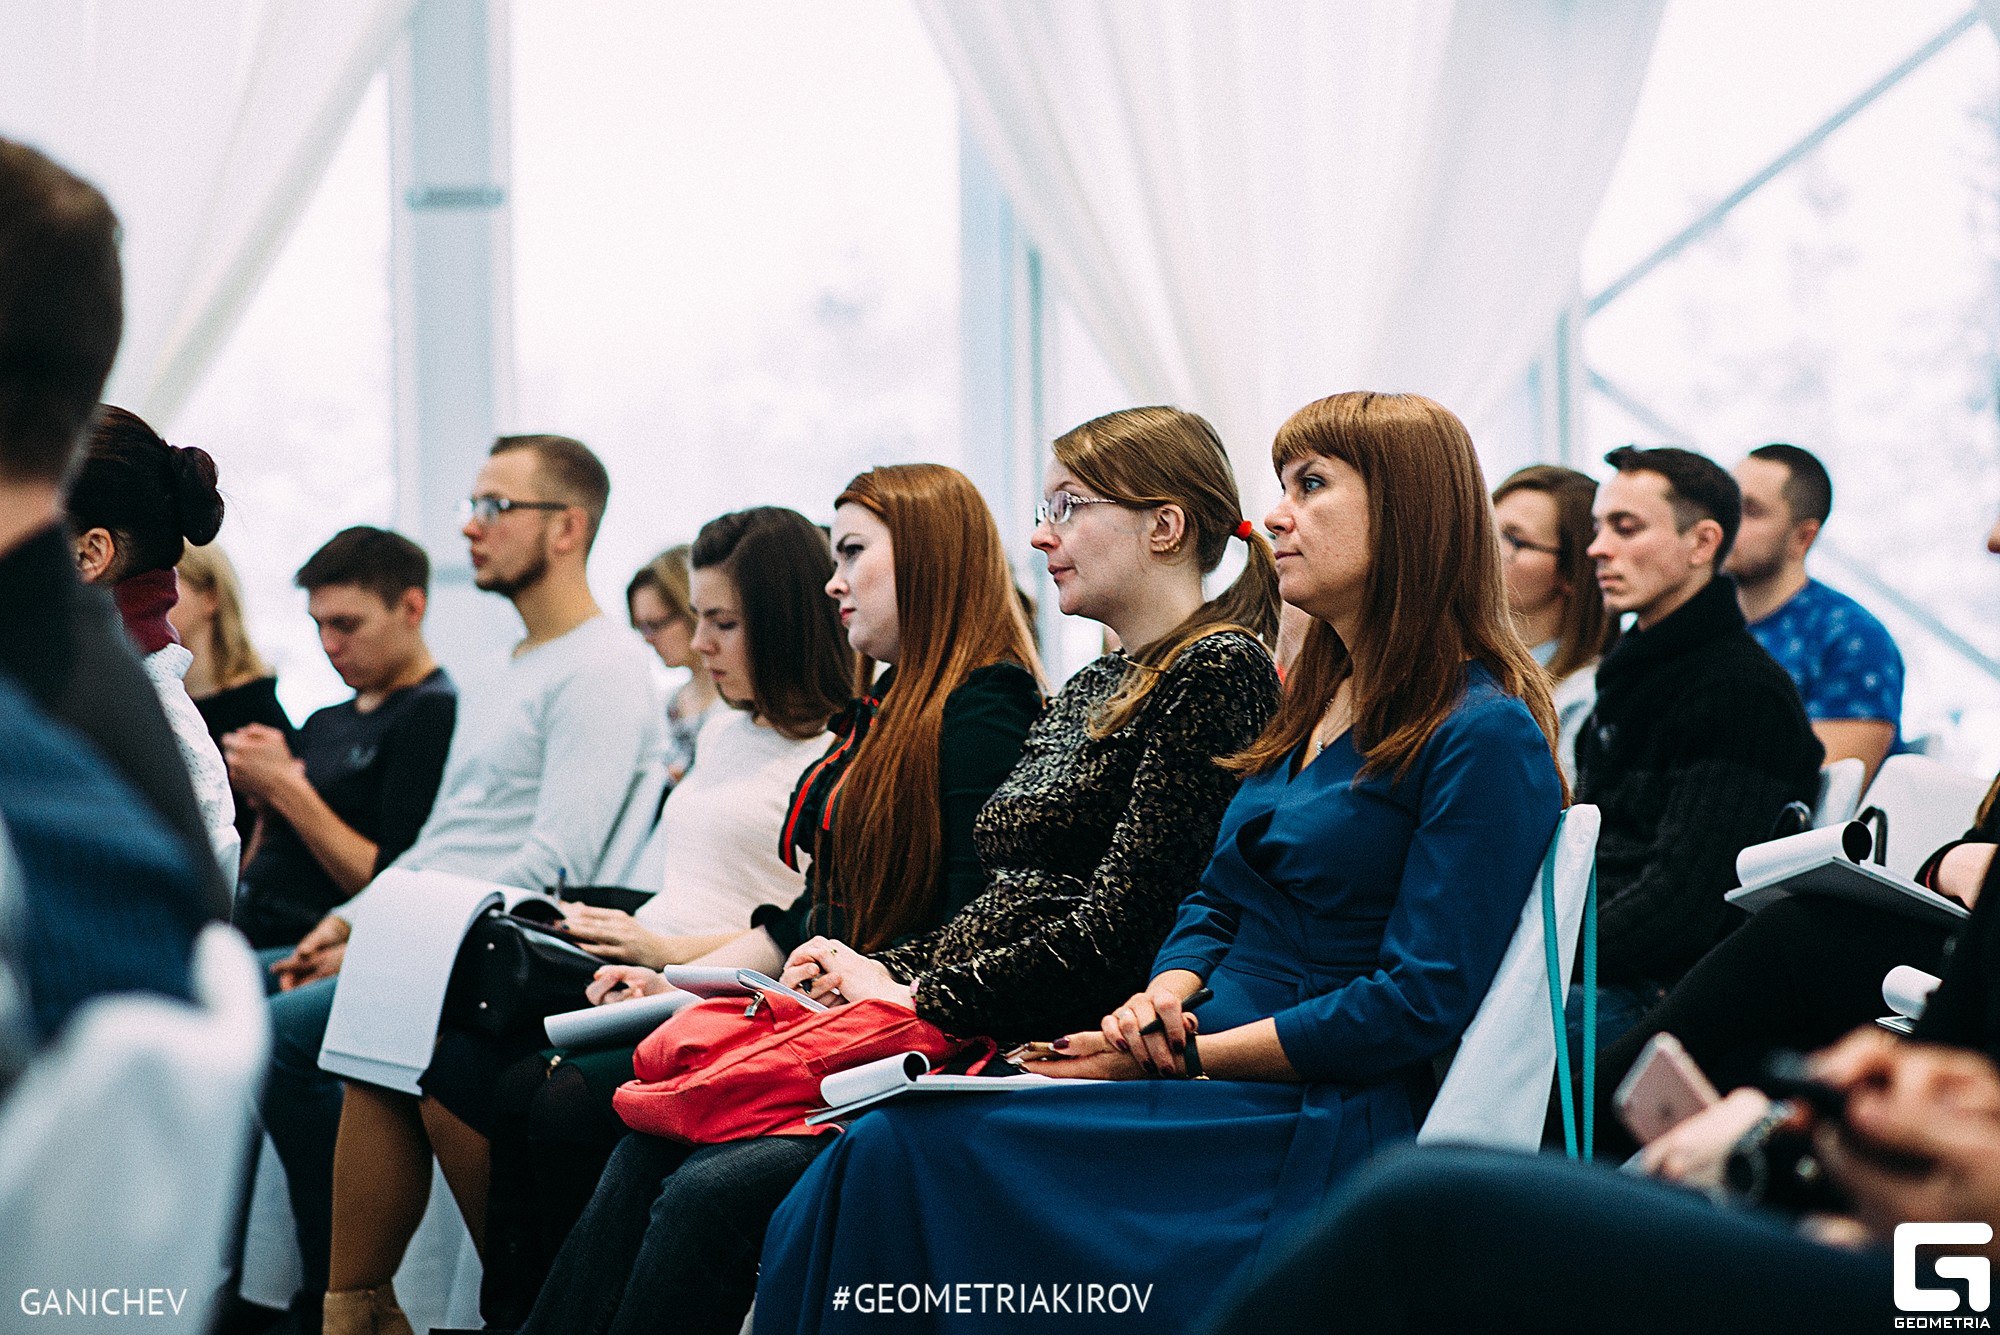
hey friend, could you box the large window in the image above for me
[171,75,394,721]
[1582,0,2000,767]
[509,0,961,609]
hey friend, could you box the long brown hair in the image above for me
[823,464,1044,951]
[1227,392,1559,782]
[177,543,270,685]
[1054,406,1280,737]
[1493,464,1612,681]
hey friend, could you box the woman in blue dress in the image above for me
[755,391,1568,1333]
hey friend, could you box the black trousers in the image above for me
[1590,896,1950,1159]
[1202,1146,1892,1335]
[517,1131,832,1335]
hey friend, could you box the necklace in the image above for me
[1314,689,1353,756]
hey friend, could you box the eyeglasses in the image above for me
[459,495,569,524]
[632,616,684,637]
[1499,530,1563,560]
[1035,491,1120,527]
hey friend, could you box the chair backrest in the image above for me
[1812,758,1867,829]
[0,924,269,1332]
[594,758,673,888]
[1860,754,1993,880]
[1419,804,1599,1150]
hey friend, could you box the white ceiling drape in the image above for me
[0,0,415,428]
[918,0,1665,485]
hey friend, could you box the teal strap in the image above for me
[1542,813,1599,1159]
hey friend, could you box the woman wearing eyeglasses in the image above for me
[515,411,1281,1335]
[752,393,1563,1335]
[1494,464,1613,782]
[626,545,721,787]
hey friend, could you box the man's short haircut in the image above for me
[490,434,610,549]
[0,139,123,484]
[1604,444,1742,567]
[295,526,431,607]
[1747,442,1833,527]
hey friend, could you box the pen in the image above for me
[1137,987,1213,1035]
[1140,987,1211,1079]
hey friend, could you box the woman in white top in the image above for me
[1493,465,1614,784]
[66,406,240,881]
[321,507,851,1334]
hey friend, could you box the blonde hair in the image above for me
[626,544,695,626]
[176,543,271,685]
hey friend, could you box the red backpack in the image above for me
[612,987,992,1142]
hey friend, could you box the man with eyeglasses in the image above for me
[255,434,661,1327]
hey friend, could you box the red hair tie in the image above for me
[1233,519,1254,541]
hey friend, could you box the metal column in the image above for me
[389,0,517,685]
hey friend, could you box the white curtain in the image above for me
[0,0,414,427]
[919,0,1664,484]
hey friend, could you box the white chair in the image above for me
[1420,804,1599,1150]
[1811,758,1866,829]
[595,758,673,888]
[0,924,269,1333]
[1859,754,1993,880]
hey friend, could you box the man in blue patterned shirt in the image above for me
[1725,443,1903,784]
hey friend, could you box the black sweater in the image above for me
[1576,575,1823,986]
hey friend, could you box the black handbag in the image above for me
[441,898,604,1041]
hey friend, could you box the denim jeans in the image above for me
[1567,979,1668,1059]
[519,1131,831,1335]
[259,968,342,1298]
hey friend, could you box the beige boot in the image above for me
[322,1284,415,1335]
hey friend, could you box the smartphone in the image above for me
[1614,1033,1722,1144]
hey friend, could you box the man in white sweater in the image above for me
[259,435,661,1318]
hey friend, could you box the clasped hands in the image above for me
[1011,974,1204,1081]
[222,723,305,808]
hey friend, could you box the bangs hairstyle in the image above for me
[627,544,694,626]
[690,507,851,740]
[1054,406,1280,737]
[177,543,270,683]
[1227,392,1560,784]
[1493,464,1612,681]
[822,464,1045,951]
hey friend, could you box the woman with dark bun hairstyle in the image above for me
[67,404,238,879]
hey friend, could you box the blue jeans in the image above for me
[259,965,342,1299]
[1568,979,1667,1057]
[1201,1146,1891,1333]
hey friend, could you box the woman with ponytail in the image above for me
[753,394,1564,1335]
[519,418,1280,1335]
[67,405,239,878]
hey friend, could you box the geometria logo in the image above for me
[1896,1223,1993,1325]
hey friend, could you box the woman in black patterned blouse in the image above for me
[522,408,1281,1335]
[785,405,1285,1042]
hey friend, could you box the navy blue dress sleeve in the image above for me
[1272,697,1562,1083]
